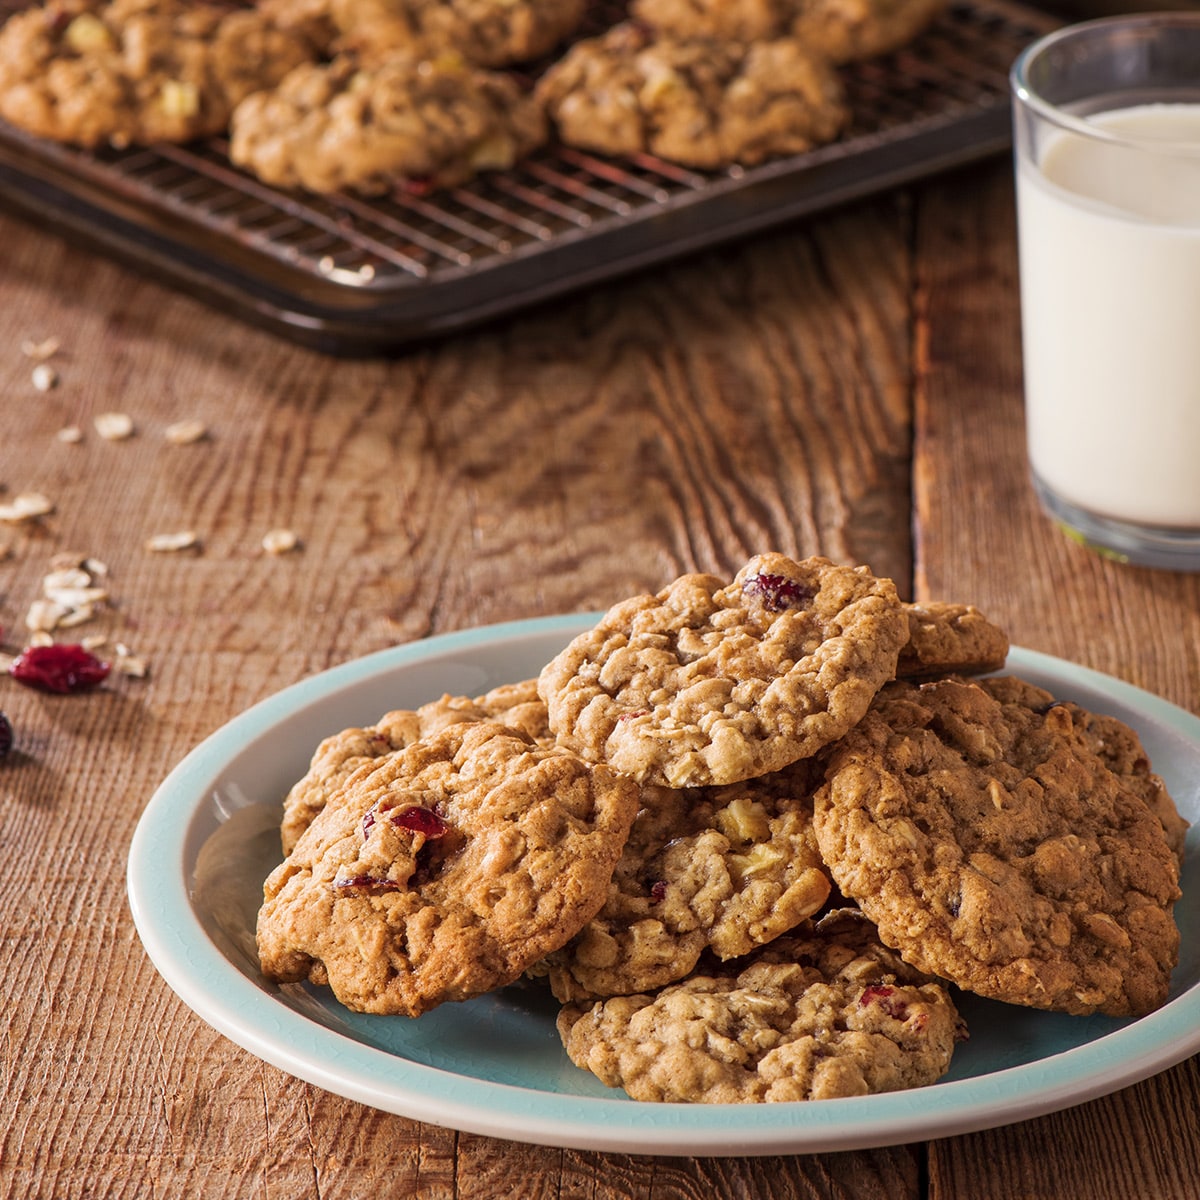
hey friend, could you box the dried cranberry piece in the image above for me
[741,573,815,613]
[618,710,651,723]
[10,644,111,694]
[390,805,449,838]
[648,880,668,904]
[334,874,404,893]
[859,984,909,1020]
[0,713,12,758]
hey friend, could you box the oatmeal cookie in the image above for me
[333,0,587,67]
[534,23,848,169]
[542,757,832,1002]
[982,676,1189,861]
[896,600,1009,680]
[537,553,907,788]
[228,51,546,194]
[279,678,550,854]
[631,0,946,63]
[257,721,639,1016]
[0,0,314,148]
[814,676,1181,1017]
[557,908,965,1102]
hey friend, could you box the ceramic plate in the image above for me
[127,615,1200,1156]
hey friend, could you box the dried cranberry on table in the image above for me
[9,643,111,694]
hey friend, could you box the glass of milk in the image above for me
[1012,15,1200,570]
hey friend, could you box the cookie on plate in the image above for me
[534,23,848,170]
[813,676,1181,1017]
[228,50,546,194]
[896,600,1010,680]
[542,757,832,1002]
[557,908,965,1102]
[537,552,907,787]
[631,0,947,64]
[982,675,1189,862]
[257,721,639,1016]
[0,0,314,148]
[280,678,551,854]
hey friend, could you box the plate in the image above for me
[127,615,1200,1156]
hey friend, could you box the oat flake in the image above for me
[165,419,208,445]
[262,528,300,555]
[94,412,135,441]
[146,530,200,553]
[0,492,54,523]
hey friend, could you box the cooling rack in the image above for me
[0,0,1056,354]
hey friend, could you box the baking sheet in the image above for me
[0,0,1056,354]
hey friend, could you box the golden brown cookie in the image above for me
[896,600,1010,680]
[0,0,314,148]
[813,676,1181,1017]
[557,908,965,1103]
[279,678,550,854]
[631,0,947,63]
[257,721,639,1016]
[228,50,546,195]
[542,757,832,1002]
[534,22,848,170]
[537,553,908,787]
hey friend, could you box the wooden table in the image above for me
[2,115,1199,1198]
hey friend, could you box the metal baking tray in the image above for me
[0,0,1055,354]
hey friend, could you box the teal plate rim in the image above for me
[126,614,1200,1157]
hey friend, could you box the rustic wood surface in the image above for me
[1,97,1199,1200]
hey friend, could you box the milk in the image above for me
[1016,103,1200,528]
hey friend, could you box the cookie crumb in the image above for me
[56,425,84,444]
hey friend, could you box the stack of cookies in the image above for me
[255,553,1186,1105]
[0,0,949,193]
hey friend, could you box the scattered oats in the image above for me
[0,652,12,672]
[146,530,199,553]
[21,336,60,361]
[44,567,92,592]
[81,634,108,651]
[28,631,54,648]
[83,557,108,578]
[57,425,84,444]
[94,411,135,441]
[31,364,58,392]
[26,599,68,633]
[0,492,54,522]
[56,604,97,628]
[262,528,300,555]
[49,551,87,570]
[164,418,208,445]
[114,651,148,679]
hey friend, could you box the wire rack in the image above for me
[0,0,1056,353]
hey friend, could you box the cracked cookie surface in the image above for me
[0,0,314,147]
[537,552,907,787]
[229,50,546,194]
[542,757,832,1002]
[813,676,1181,1016]
[534,22,848,169]
[558,908,964,1102]
[257,720,639,1016]
[631,0,947,63]
[279,678,550,854]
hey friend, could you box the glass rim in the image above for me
[1011,12,1200,157]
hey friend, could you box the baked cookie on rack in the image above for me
[534,22,848,169]
[228,50,546,194]
[631,0,947,63]
[813,675,1182,1017]
[257,720,639,1016]
[541,757,832,1003]
[557,908,965,1102]
[0,0,314,148]
[537,552,907,787]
